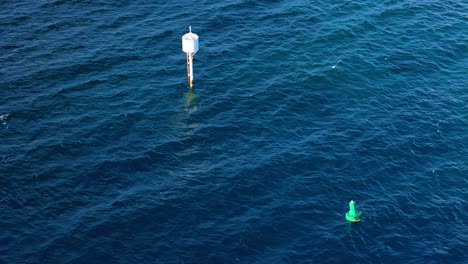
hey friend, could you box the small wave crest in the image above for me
[0,114,9,126]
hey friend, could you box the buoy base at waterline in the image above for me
[345,213,362,222]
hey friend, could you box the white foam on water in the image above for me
[331,60,342,69]
[0,114,9,126]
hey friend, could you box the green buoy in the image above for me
[345,200,362,222]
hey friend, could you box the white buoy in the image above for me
[182,26,199,89]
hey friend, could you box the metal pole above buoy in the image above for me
[182,26,199,89]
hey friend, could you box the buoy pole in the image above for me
[186,53,194,89]
[182,26,199,90]
[345,200,362,222]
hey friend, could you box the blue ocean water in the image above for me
[1,0,467,263]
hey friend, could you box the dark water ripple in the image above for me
[1,0,468,263]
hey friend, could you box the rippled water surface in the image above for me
[1,0,467,263]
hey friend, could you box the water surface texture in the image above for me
[1,1,468,263]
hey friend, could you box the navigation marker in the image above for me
[181,26,199,89]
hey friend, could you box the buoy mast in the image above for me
[182,26,199,89]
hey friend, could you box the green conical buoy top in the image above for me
[345,200,362,222]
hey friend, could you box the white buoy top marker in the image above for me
[182,26,199,89]
[182,26,199,54]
